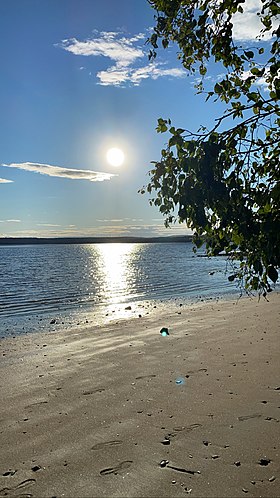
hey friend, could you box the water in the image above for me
[0,242,237,337]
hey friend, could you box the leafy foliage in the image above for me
[141,0,280,295]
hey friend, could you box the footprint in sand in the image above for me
[168,423,202,439]
[135,375,156,380]
[25,400,48,408]
[100,460,133,476]
[0,478,36,496]
[238,414,261,421]
[91,440,123,451]
[187,368,207,374]
[16,478,36,489]
[82,388,105,395]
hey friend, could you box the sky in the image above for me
[0,0,274,238]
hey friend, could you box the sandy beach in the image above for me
[0,293,279,497]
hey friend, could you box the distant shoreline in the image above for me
[0,235,193,245]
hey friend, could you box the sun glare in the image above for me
[106,147,124,167]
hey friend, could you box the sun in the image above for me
[106,147,124,167]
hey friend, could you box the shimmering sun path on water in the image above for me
[0,242,236,336]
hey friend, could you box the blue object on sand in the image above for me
[175,377,185,385]
[160,327,169,336]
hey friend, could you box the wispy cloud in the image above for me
[36,223,61,227]
[0,219,21,223]
[0,178,13,184]
[232,0,278,41]
[3,223,191,239]
[97,63,185,86]
[2,162,116,182]
[59,31,144,68]
[58,31,186,87]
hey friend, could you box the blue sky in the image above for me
[0,0,272,238]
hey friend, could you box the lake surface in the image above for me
[0,242,237,337]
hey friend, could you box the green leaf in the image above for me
[244,50,254,59]
[199,64,207,76]
[144,0,280,296]
[267,265,278,283]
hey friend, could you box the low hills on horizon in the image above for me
[0,235,193,246]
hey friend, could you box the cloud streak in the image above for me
[0,219,21,223]
[0,178,13,184]
[58,31,186,87]
[2,162,116,182]
[2,223,191,239]
[97,63,185,86]
[59,31,144,68]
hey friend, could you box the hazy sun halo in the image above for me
[106,147,124,167]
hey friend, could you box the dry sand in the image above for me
[0,293,279,497]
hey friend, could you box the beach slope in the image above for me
[0,294,279,497]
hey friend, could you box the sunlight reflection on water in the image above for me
[0,242,239,336]
[96,243,136,304]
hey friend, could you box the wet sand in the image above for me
[0,293,279,497]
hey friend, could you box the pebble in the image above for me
[161,439,170,445]
[159,460,169,468]
[259,457,271,466]
[2,470,17,477]
[31,465,41,472]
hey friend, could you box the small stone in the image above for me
[161,439,170,445]
[268,476,276,482]
[125,306,132,310]
[242,488,248,493]
[2,470,17,477]
[31,465,41,472]
[212,455,219,459]
[203,440,209,446]
[234,461,241,467]
[259,457,271,466]
[171,480,176,484]
[50,319,56,324]
[159,460,169,468]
